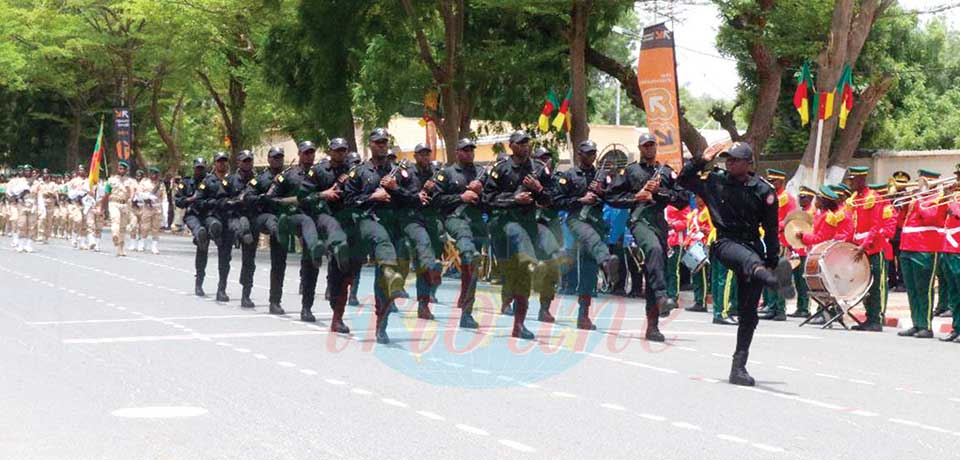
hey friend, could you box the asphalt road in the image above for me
[2,233,960,460]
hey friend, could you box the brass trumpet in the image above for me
[848,178,917,207]
[892,176,959,207]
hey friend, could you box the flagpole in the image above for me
[812,118,824,186]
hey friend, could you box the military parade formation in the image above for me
[4,127,960,388]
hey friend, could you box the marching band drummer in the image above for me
[761,168,796,321]
[792,186,853,325]
[683,196,711,314]
[937,165,960,342]
[786,185,818,318]
[846,166,897,332]
[898,169,948,339]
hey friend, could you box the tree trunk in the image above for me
[827,76,894,168]
[569,0,592,148]
[151,80,183,174]
[66,108,82,170]
[585,45,707,155]
[227,71,246,157]
[798,0,894,182]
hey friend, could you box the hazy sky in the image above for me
[635,0,960,101]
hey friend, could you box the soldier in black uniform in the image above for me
[677,142,784,386]
[483,130,553,340]
[231,150,258,308]
[341,128,406,344]
[530,146,567,322]
[241,146,286,314]
[606,133,690,342]
[264,141,325,322]
[554,140,621,330]
[345,151,363,306]
[433,138,487,329]
[175,158,211,296]
[299,138,351,333]
[395,143,444,320]
[196,152,241,302]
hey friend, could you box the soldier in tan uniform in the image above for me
[130,169,145,251]
[14,165,42,252]
[84,182,105,251]
[0,174,8,237]
[65,167,88,248]
[101,160,138,256]
[38,172,59,243]
[6,168,22,246]
[136,167,166,254]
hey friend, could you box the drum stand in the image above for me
[798,297,866,330]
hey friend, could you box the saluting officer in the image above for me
[433,138,488,329]
[678,142,785,386]
[606,133,690,342]
[482,130,553,340]
[299,138,351,332]
[341,128,407,344]
[553,139,621,330]
[196,152,241,302]
[176,158,210,296]
[242,146,286,314]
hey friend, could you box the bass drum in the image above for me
[803,240,872,308]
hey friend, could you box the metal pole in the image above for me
[812,118,824,186]
[615,80,621,126]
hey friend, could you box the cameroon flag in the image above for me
[551,88,572,131]
[837,65,854,129]
[538,90,559,132]
[792,63,812,126]
[88,118,105,188]
[813,90,835,121]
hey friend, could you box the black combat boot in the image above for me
[577,296,597,331]
[511,297,534,340]
[240,285,255,309]
[729,351,756,386]
[194,276,205,297]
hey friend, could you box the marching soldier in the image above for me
[678,142,786,386]
[898,169,948,339]
[38,171,59,243]
[606,133,690,342]
[482,130,553,339]
[395,143,445,320]
[231,150,259,308]
[786,185,817,318]
[137,167,166,254]
[299,138,352,330]
[197,152,241,303]
[341,128,407,343]
[130,169,145,251]
[242,146,287,315]
[553,139,621,330]
[13,166,42,252]
[101,160,138,256]
[176,158,211,296]
[433,138,488,328]
[530,146,568,322]
[846,167,896,331]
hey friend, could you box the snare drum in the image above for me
[682,241,709,273]
[803,240,872,308]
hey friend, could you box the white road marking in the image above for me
[620,329,823,339]
[28,314,288,325]
[550,391,577,399]
[276,361,296,368]
[253,354,268,360]
[849,379,876,386]
[299,369,318,376]
[471,368,491,375]
[325,378,346,386]
[776,365,799,372]
[717,434,748,443]
[849,410,878,417]
[621,360,678,374]
[675,346,697,352]
[61,330,330,344]
[815,373,842,380]
[498,439,536,453]
[637,413,666,422]
[752,443,785,453]
[950,398,960,404]
[381,398,408,408]
[671,421,701,431]
[523,383,541,389]
[216,342,232,347]
[455,424,489,436]
[600,403,627,411]
[111,406,207,419]
[351,388,373,396]
[233,348,251,353]
[416,410,445,421]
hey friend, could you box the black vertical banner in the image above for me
[113,107,132,166]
